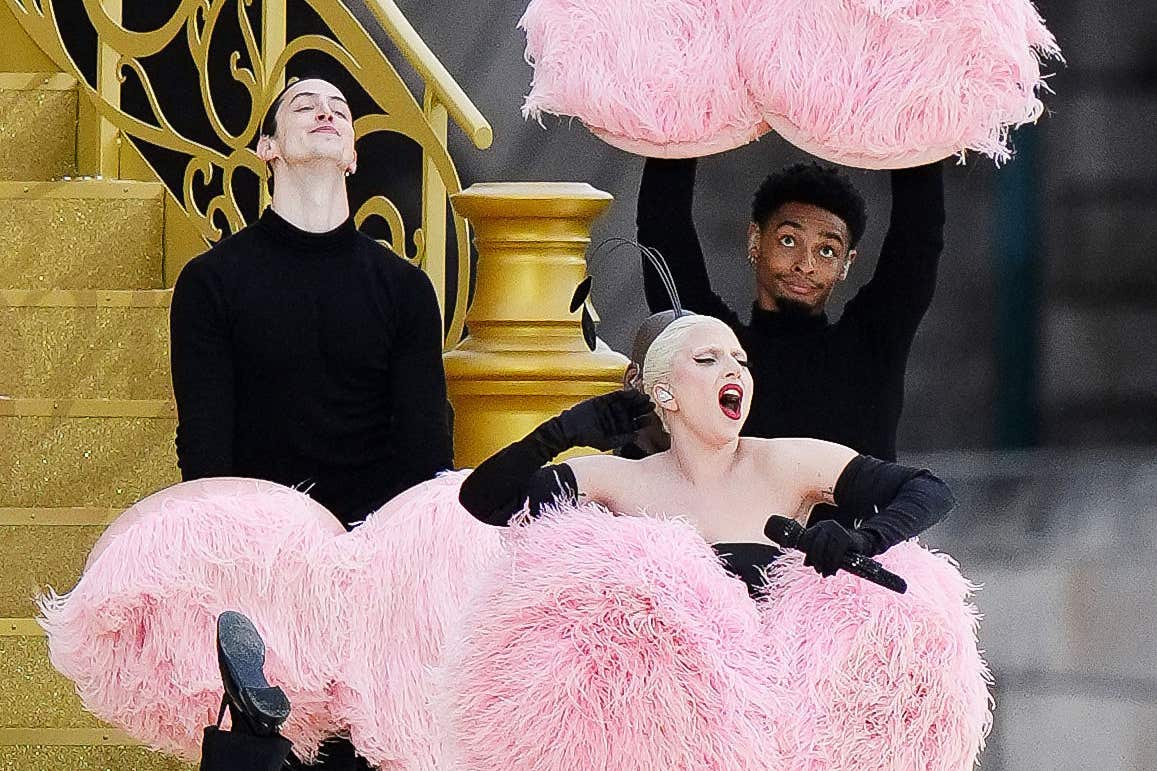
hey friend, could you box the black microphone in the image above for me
[763,516,907,594]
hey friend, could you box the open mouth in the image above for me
[718,384,743,420]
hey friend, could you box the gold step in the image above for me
[0,180,164,290]
[0,622,104,730]
[0,621,196,769]
[0,509,117,617]
[0,290,171,400]
[0,74,77,182]
[0,743,191,771]
[0,399,178,508]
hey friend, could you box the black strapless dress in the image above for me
[712,541,782,596]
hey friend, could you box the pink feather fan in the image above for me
[37,472,505,768]
[520,0,1059,166]
[439,502,992,770]
[37,478,347,762]
[520,0,769,157]
[735,0,1061,167]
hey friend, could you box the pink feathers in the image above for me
[38,472,504,768]
[520,0,1061,166]
[41,478,990,769]
[520,0,769,157]
[437,505,784,770]
[441,504,992,770]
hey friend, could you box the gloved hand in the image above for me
[797,519,874,578]
[555,389,654,451]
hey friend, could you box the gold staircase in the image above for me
[0,74,187,769]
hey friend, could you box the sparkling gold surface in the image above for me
[0,636,102,729]
[445,184,629,468]
[0,745,191,771]
[0,305,170,399]
[0,525,105,617]
[0,191,163,290]
[0,415,178,508]
[0,87,75,181]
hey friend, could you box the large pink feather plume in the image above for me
[519,0,769,157]
[37,478,347,762]
[759,542,994,769]
[327,473,505,770]
[735,0,1062,167]
[437,503,784,770]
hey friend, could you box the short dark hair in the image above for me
[751,163,868,247]
[259,84,291,140]
[258,72,337,141]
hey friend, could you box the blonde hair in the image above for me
[640,314,728,430]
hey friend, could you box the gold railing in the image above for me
[4,0,491,346]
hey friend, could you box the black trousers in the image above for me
[287,737,372,770]
[200,730,371,770]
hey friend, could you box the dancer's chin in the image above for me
[772,296,820,318]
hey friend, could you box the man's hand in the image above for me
[797,519,873,578]
[556,390,655,451]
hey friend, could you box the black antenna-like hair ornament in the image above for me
[570,238,686,352]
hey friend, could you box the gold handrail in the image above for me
[4,0,489,347]
[362,0,492,150]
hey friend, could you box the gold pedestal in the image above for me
[446,182,629,468]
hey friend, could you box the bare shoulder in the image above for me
[743,437,858,499]
[565,454,639,501]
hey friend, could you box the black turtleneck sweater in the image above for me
[170,208,453,525]
[638,158,945,462]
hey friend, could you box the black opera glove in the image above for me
[797,519,875,578]
[554,389,655,452]
[458,389,653,526]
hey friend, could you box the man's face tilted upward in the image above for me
[749,201,856,316]
[257,78,357,178]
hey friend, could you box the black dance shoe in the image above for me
[215,610,291,737]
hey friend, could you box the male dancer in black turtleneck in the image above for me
[638,157,944,463]
[170,77,451,771]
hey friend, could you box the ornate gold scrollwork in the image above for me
[5,0,485,346]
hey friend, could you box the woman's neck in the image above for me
[666,430,742,487]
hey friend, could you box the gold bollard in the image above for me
[445,182,629,468]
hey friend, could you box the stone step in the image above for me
[0,399,178,509]
[0,290,172,400]
[0,509,116,618]
[0,73,76,182]
[0,180,164,290]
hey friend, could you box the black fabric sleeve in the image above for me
[840,162,945,358]
[831,454,955,555]
[170,258,236,480]
[527,464,579,518]
[387,270,454,489]
[458,420,573,526]
[637,157,742,328]
[459,390,650,525]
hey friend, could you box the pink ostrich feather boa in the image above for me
[439,501,992,771]
[37,471,504,768]
[519,0,1060,166]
